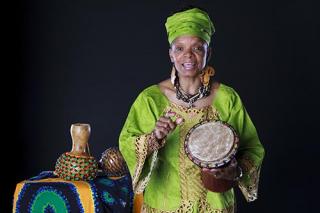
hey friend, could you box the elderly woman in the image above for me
[119,7,265,213]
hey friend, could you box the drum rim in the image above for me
[184,120,239,169]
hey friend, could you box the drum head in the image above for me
[184,120,239,168]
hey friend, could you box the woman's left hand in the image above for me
[202,158,239,181]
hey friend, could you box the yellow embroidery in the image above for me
[198,200,235,213]
[133,134,158,194]
[142,200,193,213]
[177,104,218,211]
[142,104,233,212]
[238,155,261,202]
[142,200,234,213]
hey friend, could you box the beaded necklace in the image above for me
[175,80,211,108]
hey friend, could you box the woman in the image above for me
[119,7,265,213]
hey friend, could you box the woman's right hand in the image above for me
[153,111,184,140]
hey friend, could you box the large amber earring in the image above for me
[171,65,177,86]
[201,66,215,87]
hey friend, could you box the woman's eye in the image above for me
[193,47,204,52]
[175,47,183,52]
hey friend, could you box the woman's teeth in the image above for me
[183,63,195,70]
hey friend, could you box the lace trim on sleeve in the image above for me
[238,155,262,202]
[132,134,159,194]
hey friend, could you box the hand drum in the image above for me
[184,120,239,192]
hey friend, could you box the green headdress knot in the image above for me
[165,8,215,45]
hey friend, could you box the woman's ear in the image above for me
[206,47,212,63]
[169,48,174,63]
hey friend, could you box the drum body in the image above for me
[184,120,239,192]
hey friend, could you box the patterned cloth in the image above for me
[13,171,133,213]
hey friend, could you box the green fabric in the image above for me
[165,8,215,44]
[31,191,68,213]
[119,83,265,211]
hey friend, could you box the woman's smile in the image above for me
[182,62,196,70]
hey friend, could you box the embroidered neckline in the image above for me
[169,101,211,113]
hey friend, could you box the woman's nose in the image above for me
[183,49,193,58]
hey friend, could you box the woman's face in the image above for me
[169,35,210,78]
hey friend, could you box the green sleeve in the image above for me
[226,90,265,202]
[118,87,168,193]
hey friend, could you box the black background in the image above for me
[4,0,319,212]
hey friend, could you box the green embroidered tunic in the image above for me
[119,83,265,212]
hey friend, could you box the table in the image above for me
[13,171,133,213]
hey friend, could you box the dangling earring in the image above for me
[201,66,215,87]
[171,65,177,86]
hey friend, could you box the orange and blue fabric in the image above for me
[13,171,133,213]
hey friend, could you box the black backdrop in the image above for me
[4,0,319,212]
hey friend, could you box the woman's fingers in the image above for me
[202,168,221,178]
[212,169,222,179]
[202,168,229,179]
[153,128,167,139]
[158,116,172,123]
[175,117,184,124]
[155,125,170,135]
[158,117,176,129]
[153,110,185,140]
[230,158,238,167]
[165,110,185,125]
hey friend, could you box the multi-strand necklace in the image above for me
[175,80,211,108]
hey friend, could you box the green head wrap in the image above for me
[165,8,215,45]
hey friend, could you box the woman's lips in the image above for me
[182,62,196,70]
